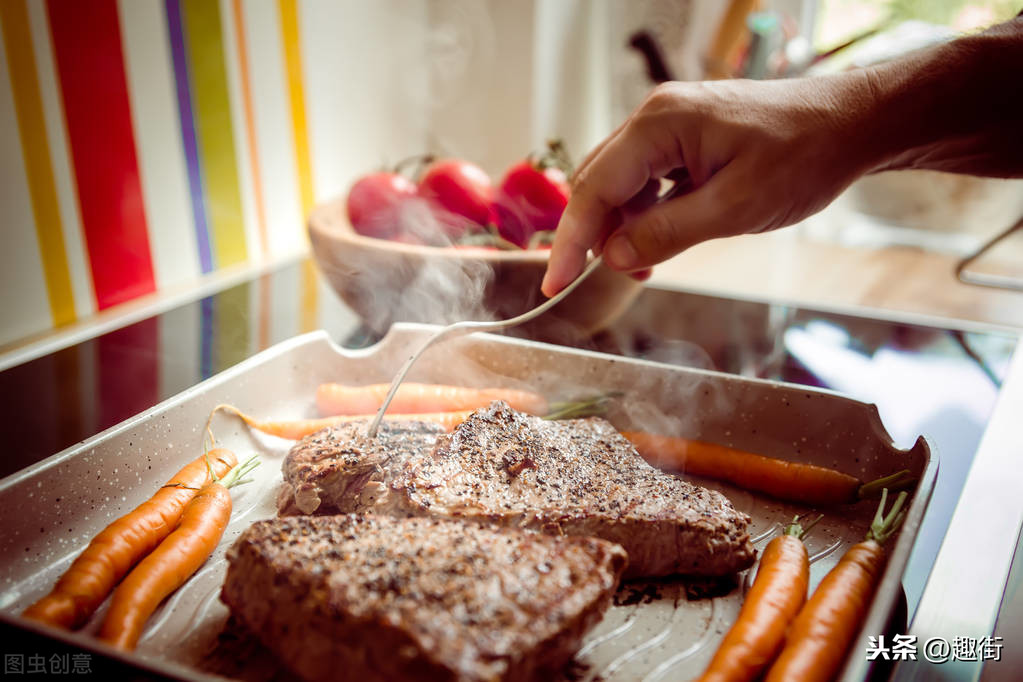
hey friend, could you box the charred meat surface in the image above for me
[277,402,755,578]
[397,402,755,578]
[277,419,444,516]
[222,514,628,682]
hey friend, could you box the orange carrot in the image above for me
[696,518,816,682]
[315,382,548,417]
[215,403,475,440]
[764,490,908,682]
[98,454,259,651]
[22,450,237,630]
[622,431,913,506]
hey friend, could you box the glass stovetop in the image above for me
[1,257,1019,668]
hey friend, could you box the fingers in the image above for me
[542,132,662,296]
[629,267,653,282]
[571,114,633,183]
[602,163,750,271]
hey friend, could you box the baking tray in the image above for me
[0,324,935,681]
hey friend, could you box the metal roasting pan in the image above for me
[0,324,936,681]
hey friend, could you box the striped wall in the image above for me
[0,0,436,349]
[1,1,629,352]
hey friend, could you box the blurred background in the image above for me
[2,0,1022,353]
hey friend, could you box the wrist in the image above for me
[854,17,1023,174]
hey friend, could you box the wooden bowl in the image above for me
[308,197,643,343]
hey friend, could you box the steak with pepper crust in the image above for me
[222,513,627,682]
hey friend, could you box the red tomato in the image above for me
[418,159,495,238]
[346,172,418,239]
[495,161,569,248]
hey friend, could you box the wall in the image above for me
[1,0,679,352]
[0,0,435,349]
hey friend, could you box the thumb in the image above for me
[603,169,748,270]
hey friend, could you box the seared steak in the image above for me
[278,402,755,578]
[398,402,754,578]
[222,514,627,682]
[277,419,445,516]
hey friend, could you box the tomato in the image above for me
[346,172,418,239]
[418,159,495,238]
[494,161,570,248]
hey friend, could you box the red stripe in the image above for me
[97,318,159,431]
[47,0,155,310]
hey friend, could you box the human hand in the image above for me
[541,74,880,296]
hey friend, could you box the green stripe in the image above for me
[181,0,247,268]
[214,281,250,372]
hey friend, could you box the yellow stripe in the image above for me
[300,258,318,333]
[182,0,248,268]
[278,0,314,216]
[215,281,250,371]
[279,0,318,331]
[1,0,76,326]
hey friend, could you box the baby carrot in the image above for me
[764,490,908,682]
[98,454,259,651]
[696,517,817,682]
[213,403,475,440]
[622,431,913,506]
[216,393,617,441]
[22,450,237,630]
[316,382,548,417]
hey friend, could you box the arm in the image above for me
[541,16,1023,296]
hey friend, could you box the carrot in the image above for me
[22,449,238,630]
[98,454,260,651]
[764,489,908,682]
[216,392,618,441]
[214,403,476,440]
[696,517,818,682]
[622,431,914,506]
[316,382,548,417]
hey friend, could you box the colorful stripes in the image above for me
[0,0,75,326]
[0,0,323,347]
[278,0,319,332]
[231,0,269,259]
[167,0,248,273]
[47,0,156,311]
[181,0,248,269]
[279,0,315,217]
[166,0,212,274]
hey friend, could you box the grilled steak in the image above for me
[278,401,755,578]
[277,419,445,516]
[398,402,754,578]
[222,514,627,682]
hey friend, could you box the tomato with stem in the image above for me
[346,172,418,239]
[495,140,572,248]
[418,159,495,239]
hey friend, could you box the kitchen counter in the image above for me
[1,230,1021,679]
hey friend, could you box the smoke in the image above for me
[347,197,495,334]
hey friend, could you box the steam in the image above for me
[352,197,495,334]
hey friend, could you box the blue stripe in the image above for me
[200,295,214,379]
[165,0,212,273]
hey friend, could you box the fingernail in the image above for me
[605,235,638,270]
[540,272,554,297]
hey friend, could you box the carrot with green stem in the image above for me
[622,431,914,506]
[316,382,549,417]
[98,453,260,651]
[213,393,618,441]
[764,489,908,682]
[696,515,820,682]
[22,450,237,630]
[212,404,478,440]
